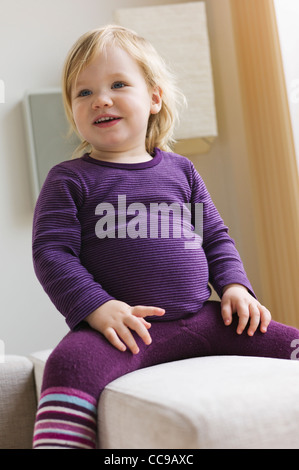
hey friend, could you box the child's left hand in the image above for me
[221,283,271,336]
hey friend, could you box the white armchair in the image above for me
[1,352,299,449]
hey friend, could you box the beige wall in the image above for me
[230,0,299,327]
[274,0,299,172]
[190,0,299,328]
[189,0,263,300]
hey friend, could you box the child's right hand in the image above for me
[85,300,165,354]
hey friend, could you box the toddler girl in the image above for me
[32,25,299,449]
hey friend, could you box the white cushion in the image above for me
[99,355,299,449]
[0,356,37,449]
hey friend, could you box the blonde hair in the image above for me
[62,24,185,156]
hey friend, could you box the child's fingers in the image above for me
[259,305,272,333]
[238,302,271,336]
[106,322,142,355]
[236,303,250,335]
[104,326,128,353]
[131,305,165,318]
[247,303,261,336]
[125,315,152,349]
[221,300,233,326]
[109,315,153,354]
[116,322,143,354]
[138,318,152,329]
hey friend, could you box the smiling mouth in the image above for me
[94,114,122,122]
[94,116,118,123]
[93,116,122,128]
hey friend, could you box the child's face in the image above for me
[71,45,162,159]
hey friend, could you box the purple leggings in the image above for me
[33,301,299,448]
[42,301,299,398]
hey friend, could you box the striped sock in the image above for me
[33,386,97,449]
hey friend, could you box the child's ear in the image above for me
[150,86,162,115]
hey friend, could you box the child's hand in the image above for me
[85,300,165,354]
[221,284,271,336]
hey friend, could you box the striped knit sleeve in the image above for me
[32,164,115,329]
[189,162,255,299]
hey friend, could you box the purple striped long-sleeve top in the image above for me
[32,148,254,329]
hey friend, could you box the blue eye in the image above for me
[78,89,92,97]
[112,82,125,89]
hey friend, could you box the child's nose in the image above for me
[92,91,113,108]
